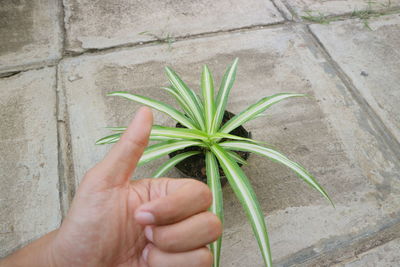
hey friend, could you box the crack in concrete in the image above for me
[0,71,22,78]
[0,62,59,77]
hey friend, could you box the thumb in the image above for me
[95,106,153,186]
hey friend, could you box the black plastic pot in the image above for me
[169,111,251,186]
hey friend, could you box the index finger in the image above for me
[135,178,212,225]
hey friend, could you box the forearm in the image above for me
[0,230,57,267]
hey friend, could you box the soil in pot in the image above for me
[169,111,251,186]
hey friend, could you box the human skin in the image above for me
[0,107,222,267]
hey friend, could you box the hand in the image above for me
[0,107,221,267]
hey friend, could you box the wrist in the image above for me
[0,230,59,267]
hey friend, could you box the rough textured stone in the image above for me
[63,0,284,52]
[60,25,400,265]
[310,14,400,142]
[0,0,62,73]
[342,238,400,267]
[0,68,61,257]
[286,0,400,17]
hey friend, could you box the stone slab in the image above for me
[286,0,400,17]
[60,26,400,265]
[342,238,400,267]
[63,0,284,53]
[310,14,400,143]
[0,67,61,256]
[0,0,62,73]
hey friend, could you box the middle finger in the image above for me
[145,211,222,252]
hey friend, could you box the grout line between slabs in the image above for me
[62,21,292,58]
[1,7,399,75]
[0,21,292,75]
[288,23,400,265]
[59,0,68,56]
[305,25,400,163]
[273,0,301,21]
[277,214,400,266]
[270,0,291,21]
[56,63,76,219]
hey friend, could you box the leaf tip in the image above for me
[107,91,127,97]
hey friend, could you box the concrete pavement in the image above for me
[1,1,400,266]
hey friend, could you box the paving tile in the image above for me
[63,0,284,52]
[0,1,62,73]
[341,238,400,267]
[310,14,400,142]
[60,26,400,265]
[286,0,400,17]
[0,67,61,256]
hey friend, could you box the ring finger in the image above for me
[143,244,212,267]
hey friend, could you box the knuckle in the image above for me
[205,213,222,239]
[154,228,176,251]
[125,135,148,149]
[197,182,213,207]
[197,247,213,267]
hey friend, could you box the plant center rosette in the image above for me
[169,110,251,186]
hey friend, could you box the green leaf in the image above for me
[211,58,239,133]
[106,126,126,132]
[149,136,181,141]
[151,125,209,141]
[201,65,215,133]
[226,150,248,165]
[205,151,223,267]
[220,141,333,206]
[95,133,121,145]
[210,132,262,144]
[220,93,306,134]
[108,91,198,130]
[152,151,201,178]
[104,126,191,141]
[165,67,206,130]
[96,132,183,145]
[161,86,199,127]
[210,144,272,267]
[97,125,204,146]
[138,140,202,166]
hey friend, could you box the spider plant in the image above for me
[96,58,333,267]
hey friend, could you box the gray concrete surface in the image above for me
[59,25,400,266]
[285,0,400,18]
[64,0,284,53]
[0,0,62,73]
[1,0,400,266]
[0,67,61,257]
[311,14,400,142]
[341,238,400,267]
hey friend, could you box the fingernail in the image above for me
[142,244,150,262]
[135,211,155,224]
[144,226,153,242]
